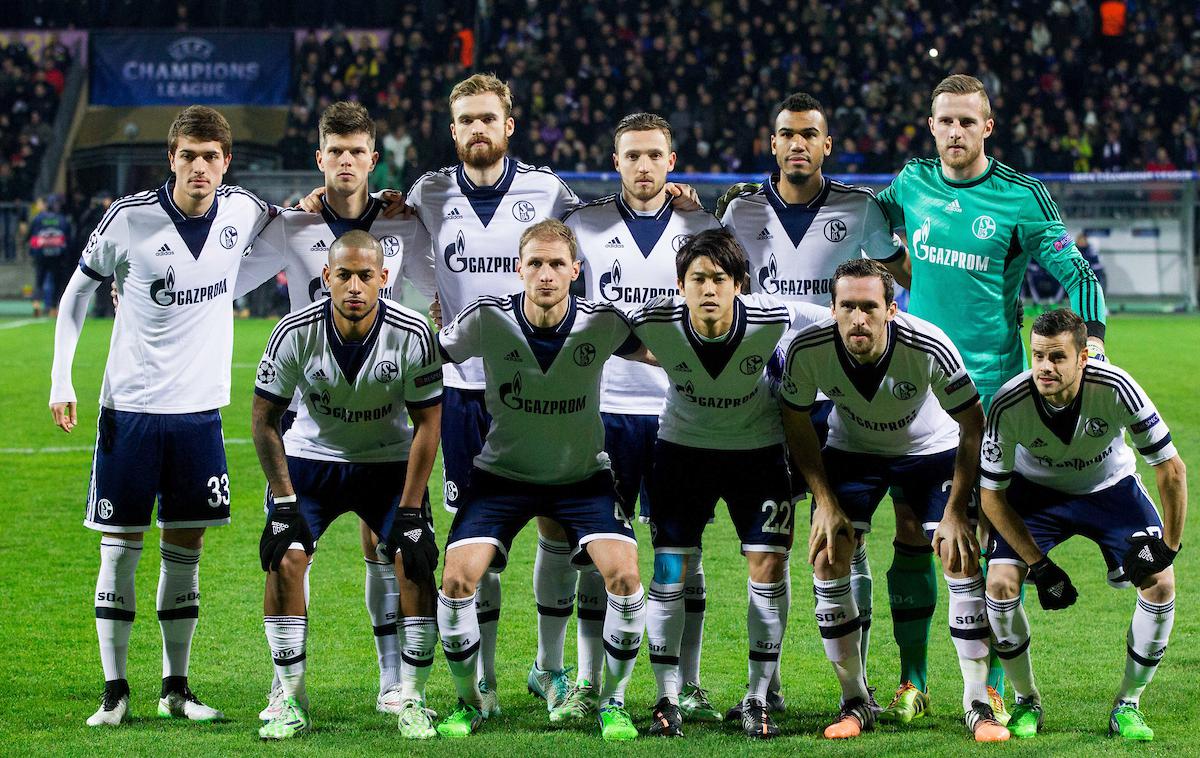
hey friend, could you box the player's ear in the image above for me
[571,259,580,280]
[822,135,832,156]
[371,150,379,170]
[505,116,515,137]
[983,118,995,139]
[321,263,331,288]
[666,151,677,171]
[315,148,325,172]
[612,152,619,171]
[886,300,898,319]
[928,116,935,135]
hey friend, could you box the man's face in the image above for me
[929,92,994,172]
[316,131,377,196]
[772,109,831,185]
[832,276,896,359]
[323,245,388,322]
[1029,332,1086,399]
[451,93,514,168]
[518,238,579,310]
[613,128,676,203]
[168,137,230,203]
[679,255,738,325]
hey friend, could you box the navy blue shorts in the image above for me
[446,468,635,570]
[648,440,794,555]
[602,411,659,521]
[792,399,833,498]
[441,387,490,513]
[85,407,230,533]
[823,447,963,538]
[265,457,431,546]
[987,473,1164,588]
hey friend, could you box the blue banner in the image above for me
[90,31,291,106]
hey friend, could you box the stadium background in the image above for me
[0,1,1197,754]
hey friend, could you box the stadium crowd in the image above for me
[0,37,69,201]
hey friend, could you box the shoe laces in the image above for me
[1116,704,1147,725]
[967,700,1000,730]
[887,681,917,708]
[550,665,574,701]
[100,687,124,711]
[684,683,714,706]
[602,703,633,725]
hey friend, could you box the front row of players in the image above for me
[249,224,1185,742]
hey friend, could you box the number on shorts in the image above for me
[760,499,793,535]
[207,474,230,507]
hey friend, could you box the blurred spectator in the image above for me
[0,41,67,200]
[28,194,71,317]
[1075,232,1106,291]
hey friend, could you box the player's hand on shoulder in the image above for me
[1123,534,1178,587]
[1027,556,1078,610]
[379,508,439,583]
[429,293,443,329]
[715,182,761,219]
[377,189,416,219]
[50,401,77,433]
[665,182,702,212]
[1086,337,1107,363]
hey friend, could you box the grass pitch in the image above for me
[0,313,1196,756]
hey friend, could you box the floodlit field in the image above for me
[1,313,1196,756]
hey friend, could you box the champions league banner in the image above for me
[90,31,292,106]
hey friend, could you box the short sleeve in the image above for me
[552,179,581,217]
[401,320,443,410]
[1114,368,1177,466]
[862,193,904,262]
[254,323,302,406]
[979,402,1018,491]
[437,300,484,363]
[928,330,980,416]
[779,333,819,411]
[874,173,905,233]
[607,308,641,356]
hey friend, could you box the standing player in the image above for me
[632,229,825,740]
[434,220,649,740]
[551,112,721,723]
[872,74,1108,723]
[235,101,438,719]
[49,106,274,725]
[252,231,443,740]
[780,259,1007,742]
[981,309,1185,741]
[721,91,908,718]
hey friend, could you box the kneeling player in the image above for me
[434,220,650,740]
[980,309,1186,741]
[631,229,825,740]
[252,232,443,740]
[780,259,1008,741]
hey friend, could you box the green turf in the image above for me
[1,314,1197,755]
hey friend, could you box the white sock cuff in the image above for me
[945,573,985,593]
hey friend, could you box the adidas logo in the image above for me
[404,528,423,543]
[673,361,692,372]
[309,239,329,252]
[1030,437,1047,448]
[827,386,845,397]
[504,349,521,362]
[604,236,624,248]
[1049,582,1063,597]
[1139,546,1153,563]
[944,198,962,214]
[310,368,329,382]
[155,243,174,257]
[270,521,288,535]
[444,207,463,219]
[756,228,773,240]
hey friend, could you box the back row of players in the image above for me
[49,72,1185,743]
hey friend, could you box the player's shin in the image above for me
[986,594,1038,701]
[887,541,937,691]
[850,543,872,672]
[576,568,607,685]
[364,558,400,692]
[534,537,575,672]
[647,572,686,704]
[1116,593,1175,706]
[438,590,484,708]
[474,572,501,687]
[600,588,646,706]
[680,556,706,685]
[400,616,437,701]
[265,615,308,702]
[96,537,142,683]
[747,578,786,701]
[815,575,868,702]
[946,573,990,711]
[157,542,201,683]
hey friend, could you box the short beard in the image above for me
[941,141,982,170]
[457,136,508,169]
[782,168,813,186]
[333,299,376,323]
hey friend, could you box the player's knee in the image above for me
[1139,567,1175,602]
[359,520,380,558]
[813,543,853,578]
[161,527,204,551]
[747,551,787,583]
[440,567,477,599]
[276,549,308,580]
[653,551,687,584]
[985,563,1023,599]
[536,516,567,541]
[604,563,641,596]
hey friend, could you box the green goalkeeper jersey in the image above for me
[876,156,1106,397]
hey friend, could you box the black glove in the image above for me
[1123,535,1178,587]
[1027,557,1078,610]
[379,508,439,583]
[259,496,314,572]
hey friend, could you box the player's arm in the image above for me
[978,487,1042,565]
[612,318,659,366]
[435,302,483,365]
[1122,387,1185,584]
[234,213,286,298]
[863,193,912,289]
[49,266,103,432]
[251,394,294,498]
[933,400,985,573]
[400,221,438,299]
[1154,455,1187,552]
[1020,190,1108,352]
[781,404,851,565]
[400,402,441,509]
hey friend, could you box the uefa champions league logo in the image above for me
[982,440,1003,463]
[257,360,276,384]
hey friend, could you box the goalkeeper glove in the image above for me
[1123,535,1178,586]
[1028,556,1078,610]
[379,508,439,583]
[259,495,314,572]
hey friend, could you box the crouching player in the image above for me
[980,309,1186,741]
[631,229,826,740]
[433,219,651,740]
[252,231,443,740]
[780,259,1007,741]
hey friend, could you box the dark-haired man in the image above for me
[981,309,1185,742]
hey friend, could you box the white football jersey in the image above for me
[780,312,979,456]
[79,181,274,413]
[235,195,436,308]
[630,293,819,450]
[727,176,901,304]
[255,298,442,463]
[408,157,580,389]
[566,193,721,415]
[437,294,638,484]
[981,361,1176,495]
